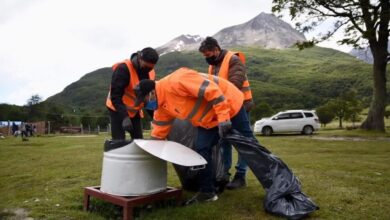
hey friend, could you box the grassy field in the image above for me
[1,129,389,220]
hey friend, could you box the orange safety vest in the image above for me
[208,51,253,101]
[151,67,243,139]
[106,59,156,118]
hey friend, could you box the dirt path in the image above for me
[308,136,390,142]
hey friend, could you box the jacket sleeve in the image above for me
[110,64,130,119]
[151,110,175,139]
[228,55,246,90]
[179,74,231,123]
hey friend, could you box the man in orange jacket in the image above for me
[135,67,257,204]
[106,47,159,140]
[199,37,255,190]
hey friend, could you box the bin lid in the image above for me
[134,139,207,167]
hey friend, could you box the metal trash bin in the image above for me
[101,140,167,196]
[100,139,206,196]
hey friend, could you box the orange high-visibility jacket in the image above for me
[106,59,156,118]
[151,67,243,139]
[208,51,253,101]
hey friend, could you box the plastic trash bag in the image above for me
[224,131,319,220]
[167,119,227,192]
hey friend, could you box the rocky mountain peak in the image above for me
[156,34,203,55]
[157,12,306,55]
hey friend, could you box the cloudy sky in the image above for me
[0,0,351,105]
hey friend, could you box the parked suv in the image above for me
[254,110,320,136]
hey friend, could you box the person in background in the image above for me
[199,37,255,189]
[134,67,257,204]
[12,122,18,136]
[106,47,159,141]
[20,122,28,141]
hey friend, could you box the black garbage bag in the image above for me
[167,119,227,193]
[224,132,319,220]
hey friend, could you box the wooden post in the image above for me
[48,121,50,134]
[8,120,11,136]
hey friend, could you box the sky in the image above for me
[0,0,352,106]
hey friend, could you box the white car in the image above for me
[254,110,320,136]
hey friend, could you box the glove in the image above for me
[218,121,232,138]
[243,100,255,112]
[122,117,133,133]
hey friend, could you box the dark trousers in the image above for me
[109,109,143,140]
[221,111,252,177]
[196,107,256,193]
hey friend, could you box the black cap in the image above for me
[140,47,159,64]
[134,79,156,106]
[199,36,221,52]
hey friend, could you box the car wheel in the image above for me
[262,126,273,136]
[302,125,314,135]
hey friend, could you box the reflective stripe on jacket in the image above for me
[208,51,253,101]
[151,67,243,139]
[106,59,156,117]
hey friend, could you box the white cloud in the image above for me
[0,0,351,105]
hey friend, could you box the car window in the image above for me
[276,113,290,120]
[304,112,314,117]
[290,112,304,119]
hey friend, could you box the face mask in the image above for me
[205,55,218,65]
[139,66,152,75]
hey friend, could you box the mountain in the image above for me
[349,44,390,64]
[46,46,386,117]
[46,67,112,114]
[213,12,305,49]
[157,13,306,55]
[156,34,203,55]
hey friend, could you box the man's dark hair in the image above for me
[199,37,221,52]
[140,47,159,64]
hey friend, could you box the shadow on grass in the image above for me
[87,198,181,219]
[8,142,46,147]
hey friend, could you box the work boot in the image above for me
[226,173,246,190]
[185,192,218,205]
[215,173,230,194]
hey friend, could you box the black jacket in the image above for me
[109,53,151,119]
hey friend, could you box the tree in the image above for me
[344,90,364,126]
[272,0,389,131]
[27,94,42,106]
[316,104,335,127]
[81,114,97,129]
[326,89,363,128]
[250,102,274,124]
[45,105,69,131]
[328,98,349,128]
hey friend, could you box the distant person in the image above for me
[33,125,37,136]
[25,124,32,137]
[12,122,18,136]
[199,37,255,190]
[106,47,159,140]
[20,122,28,141]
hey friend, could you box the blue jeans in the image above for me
[221,111,252,177]
[195,107,256,193]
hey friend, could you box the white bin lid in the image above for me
[134,139,207,167]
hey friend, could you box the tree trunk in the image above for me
[339,117,343,128]
[361,43,387,132]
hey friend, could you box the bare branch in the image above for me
[319,20,350,42]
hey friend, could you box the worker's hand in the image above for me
[218,121,232,138]
[243,100,254,112]
[122,117,133,133]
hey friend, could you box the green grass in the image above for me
[1,132,389,219]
